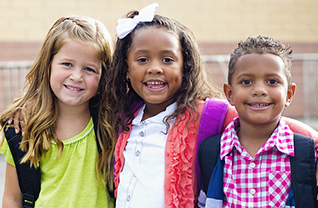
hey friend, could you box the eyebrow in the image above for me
[236,73,285,80]
[133,49,149,54]
[133,49,178,54]
[236,73,253,79]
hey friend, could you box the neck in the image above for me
[142,100,176,121]
[58,103,91,120]
[55,102,91,140]
[238,119,279,157]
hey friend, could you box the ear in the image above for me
[126,71,130,81]
[285,83,296,107]
[223,83,235,106]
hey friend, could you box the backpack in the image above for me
[195,98,228,191]
[2,106,113,208]
[198,133,318,207]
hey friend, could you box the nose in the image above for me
[69,68,83,82]
[252,82,268,97]
[147,61,163,74]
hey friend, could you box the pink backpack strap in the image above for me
[196,98,228,190]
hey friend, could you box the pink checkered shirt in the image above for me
[220,117,294,208]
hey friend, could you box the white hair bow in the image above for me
[116,3,159,39]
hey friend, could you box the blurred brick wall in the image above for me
[0,0,317,43]
[0,42,41,61]
[0,0,318,119]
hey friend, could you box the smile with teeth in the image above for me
[145,81,165,89]
[65,85,82,91]
[248,103,270,107]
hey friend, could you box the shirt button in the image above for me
[250,189,256,195]
[126,195,131,201]
[135,150,140,156]
[250,162,256,168]
[140,131,145,137]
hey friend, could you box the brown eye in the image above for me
[241,80,252,85]
[137,58,148,63]
[268,79,278,85]
[162,58,173,63]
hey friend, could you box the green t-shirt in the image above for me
[0,118,114,208]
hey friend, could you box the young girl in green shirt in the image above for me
[0,15,115,208]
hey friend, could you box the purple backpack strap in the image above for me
[118,101,143,136]
[196,98,228,190]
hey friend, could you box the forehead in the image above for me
[130,27,180,50]
[234,53,286,76]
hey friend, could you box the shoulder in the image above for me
[202,98,229,111]
[293,133,315,153]
[200,98,229,126]
[0,139,15,166]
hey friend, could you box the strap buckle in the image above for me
[22,193,35,208]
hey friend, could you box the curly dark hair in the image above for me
[107,12,222,132]
[228,35,293,85]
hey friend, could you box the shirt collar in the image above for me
[132,102,177,125]
[220,117,294,159]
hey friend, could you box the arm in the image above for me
[282,116,318,194]
[7,111,24,136]
[2,163,22,208]
[7,100,34,135]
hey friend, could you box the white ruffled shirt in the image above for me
[116,102,177,208]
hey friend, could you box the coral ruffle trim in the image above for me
[164,107,202,208]
[114,102,204,207]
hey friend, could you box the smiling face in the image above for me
[50,39,102,109]
[127,27,183,113]
[224,53,296,127]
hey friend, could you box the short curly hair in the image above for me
[228,35,293,85]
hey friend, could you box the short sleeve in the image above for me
[0,139,15,166]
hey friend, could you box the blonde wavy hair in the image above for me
[0,15,115,191]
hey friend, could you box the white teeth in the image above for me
[66,86,81,91]
[150,86,162,89]
[147,81,163,85]
[146,81,164,89]
[251,103,269,107]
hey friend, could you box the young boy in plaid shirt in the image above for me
[204,36,317,207]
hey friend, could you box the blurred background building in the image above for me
[0,0,318,203]
[1,0,318,127]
